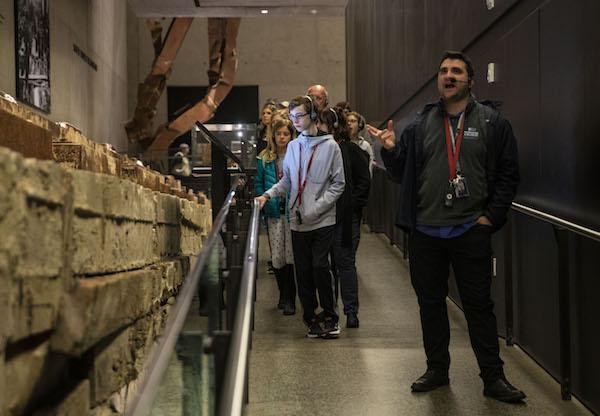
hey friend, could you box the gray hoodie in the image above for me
[265,132,345,232]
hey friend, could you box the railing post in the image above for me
[205,330,232,414]
[554,226,572,401]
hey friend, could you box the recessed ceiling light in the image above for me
[310,9,317,14]
[261,9,269,14]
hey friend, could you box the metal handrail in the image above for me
[511,202,600,243]
[218,200,261,416]
[127,179,239,416]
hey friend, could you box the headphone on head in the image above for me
[357,114,365,131]
[304,95,318,121]
[330,108,339,129]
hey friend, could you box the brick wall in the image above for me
[0,107,211,415]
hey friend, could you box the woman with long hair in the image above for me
[254,118,297,315]
[257,102,277,155]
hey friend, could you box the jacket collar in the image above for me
[435,95,476,116]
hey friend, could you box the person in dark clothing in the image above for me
[318,107,371,328]
[368,51,525,403]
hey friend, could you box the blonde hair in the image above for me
[259,118,294,162]
[263,110,287,151]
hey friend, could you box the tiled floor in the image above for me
[246,229,592,415]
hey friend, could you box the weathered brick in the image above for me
[71,217,104,276]
[89,300,173,406]
[0,148,26,259]
[72,218,157,276]
[121,159,162,192]
[17,202,64,279]
[89,404,117,416]
[9,202,65,341]
[155,192,180,225]
[20,158,70,206]
[102,221,157,272]
[104,177,155,222]
[0,95,55,160]
[155,224,181,257]
[34,380,90,416]
[51,266,163,355]
[159,259,186,300]
[131,304,170,375]
[56,380,90,416]
[90,328,134,405]
[10,274,63,342]
[0,254,13,344]
[55,123,121,176]
[70,169,106,216]
[0,344,5,416]
[180,225,203,256]
[180,198,206,230]
[5,341,49,415]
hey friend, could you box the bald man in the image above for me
[307,84,329,111]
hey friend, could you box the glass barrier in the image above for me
[127,183,238,416]
[194,123,257,172]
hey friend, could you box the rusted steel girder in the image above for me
[125,17,193,144]
[142,17,241,159]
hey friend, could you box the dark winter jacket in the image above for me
[380,98,519,233]
[336,140,371,246]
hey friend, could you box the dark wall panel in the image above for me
[349,0,600,412]
[348,0,599,232]
[512,214,561,378]
[571,236,600,413]
[346,0,520,122]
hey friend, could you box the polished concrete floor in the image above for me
[246,228,592,416]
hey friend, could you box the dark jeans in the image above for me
[409,225,504,383]
[332,213,362,315]
[292,225,338,325]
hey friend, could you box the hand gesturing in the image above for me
[367,120,396,150]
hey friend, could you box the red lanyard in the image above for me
[297,142,320,206]
[444,114,465,180]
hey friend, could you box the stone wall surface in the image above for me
[0,142,211,416]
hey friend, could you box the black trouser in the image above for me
[292,225,338,325]
[332,213,362,315]
[409,225,504,384]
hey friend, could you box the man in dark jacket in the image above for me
[368,51,524,403]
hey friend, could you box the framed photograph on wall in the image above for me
[15,0,50,113]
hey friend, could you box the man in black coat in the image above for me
[368,51,525,403]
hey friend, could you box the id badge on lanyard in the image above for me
[444,113,470,208]
[290,142,320,211]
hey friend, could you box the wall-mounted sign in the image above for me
[15,0,50,113]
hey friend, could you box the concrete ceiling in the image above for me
[128,0,348,17]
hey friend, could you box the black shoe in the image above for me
[346,313,359,328]
[306,320,323,338]
[283,302,296,316]
[484,378,526,403]
[411,370,449,392]
[320,318,340,339]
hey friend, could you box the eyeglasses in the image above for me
[288,112,308,121]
